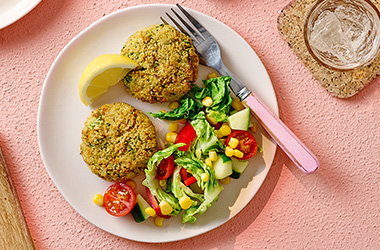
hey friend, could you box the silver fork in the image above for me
[164,4,320,174]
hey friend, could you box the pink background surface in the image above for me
[1,0,379,249]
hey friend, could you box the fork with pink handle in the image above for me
[163,4,320,173]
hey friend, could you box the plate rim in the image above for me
[0,0,42,29]
[37,3,279,243]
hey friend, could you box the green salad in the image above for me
[94,76,260,226]
[139,76,259,224]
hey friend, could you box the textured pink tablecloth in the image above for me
[1,0,379,249]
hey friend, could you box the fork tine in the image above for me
[176,4,211,39]
[170,8,204,43]
[160,17,169,25]
[164,13,196,44]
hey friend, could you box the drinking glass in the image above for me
[304,0,380,70]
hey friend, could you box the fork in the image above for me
[163,4,320,173]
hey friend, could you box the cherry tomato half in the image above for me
[175,122,197,151]
[104,182,136,217]
[156,155,175,180]
[225,130,258,160]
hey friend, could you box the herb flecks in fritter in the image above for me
[80,103,157,181]
[121,24,199,103]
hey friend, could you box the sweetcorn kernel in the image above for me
[207,72,219,79]
[208,151,218,161]
[145,207,156,217]
[168,101,180,109]
[201,172,209,182]
[166,132,178,143]
[168,122,178,132]
[225,146,234,157]
[179,196,192,210]
[232,98,245,111]
[205,158,213,167]
[233,149,244,158]
[206,114,218,125]
[215,130,223,138]
[228,137,239,149]
[202,96,213,107]
[92,194,104,206]
[159,201,173,215]
[219,124,231,137]
[154,216,165,227]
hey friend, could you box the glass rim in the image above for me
[303,0,380,71]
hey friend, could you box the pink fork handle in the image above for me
[244,93,320,173]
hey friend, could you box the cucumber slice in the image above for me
[231,158,249,179]
[230,171,241,179]
[131,194,151,223]
[228,108,250,131]
[220,154,232,163]
[214,154,232,179]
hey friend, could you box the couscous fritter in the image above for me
[121,24,199,103]
[80,103,157,182]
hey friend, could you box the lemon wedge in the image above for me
[78,54,138,106]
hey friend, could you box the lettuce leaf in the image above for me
[170,166,201,208]
[142,143,185,216]
[195,76,233,122]
[150,76,232,122]
[149,95,202,121]
[204,76,233,113]
[206,110,229,124]
[190,112,224,157]
[175,156,223,223]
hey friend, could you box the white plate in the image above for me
[0,0,41,29]
[37,4,278,243]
